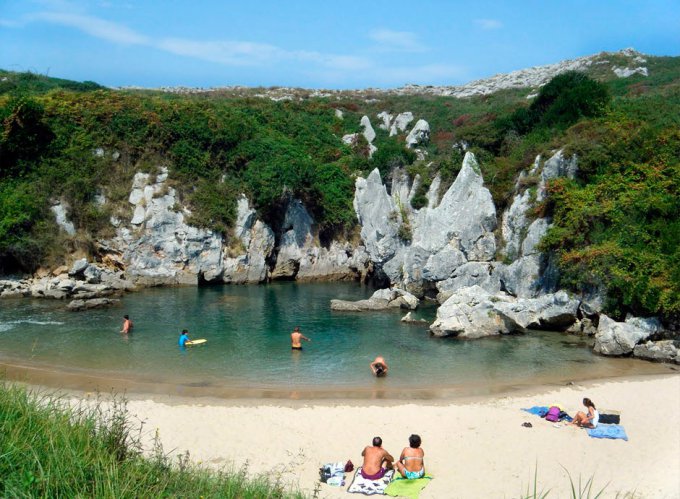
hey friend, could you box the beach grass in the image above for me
[520,464,609,499]
[0,382,306,498]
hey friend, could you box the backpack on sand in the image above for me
[545,406,561,422]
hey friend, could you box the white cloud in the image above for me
[32,12,148,44]
[0,18,24,28]
[30,10,375,73]
[475,18,503,30]
[369,28,427,52]
[25,9,462,87]
[157,38,285,66]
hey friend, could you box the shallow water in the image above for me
[0,282,672,398]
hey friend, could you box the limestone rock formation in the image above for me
[353,169,401,266]
[119,168,224,285]
[633,340,679,363]
[67,297,119,311]
[430,286,579,339]
[435,262,500,302]
[496,150,578,298]
[429,286,514,339]
[390,112,414,136]
[271,198,369,281]
[352,152,497,295]
[377,111,392,130]
[405,119,430,148]
[51,202,76,236]
[594,315,654,356]
[360,115,376,143]
[411,152,496,259]
[493,290,579,331]
[222,195,274,284]
[330,288,418,311]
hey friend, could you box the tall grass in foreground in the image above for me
[520,464,615,499]
[0,382,307,498]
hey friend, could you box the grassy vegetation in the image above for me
[519,465,608,499]
[0,52,678,319]
[0,382,307,498]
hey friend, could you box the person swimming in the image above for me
[370,356,389,377]
[178,329,190,347]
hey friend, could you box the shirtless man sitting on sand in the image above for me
[360,436,394,480]
[370,356,388,377]
[290,326,311,350]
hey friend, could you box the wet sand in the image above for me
[1,354,676,401]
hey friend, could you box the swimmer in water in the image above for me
[178,329,190,347]
[120,315,133,334]
[370,356,389,377]
[290,326,311,350]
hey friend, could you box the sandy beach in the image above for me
[62,373,676,498]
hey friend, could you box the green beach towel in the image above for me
[384,475,432,499]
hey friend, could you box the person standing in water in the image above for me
[290,326,311,350]
[120,315,133,334]
[370,356,388,376]
[178,329,191,347]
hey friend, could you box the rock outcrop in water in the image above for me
[429,286,579,339]
[331,288,419,311]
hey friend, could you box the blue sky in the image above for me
[1,0,679,89]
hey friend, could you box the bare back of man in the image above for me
[290,326,310,350]
[361,437,394,479]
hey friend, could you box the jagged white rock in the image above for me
[405,119,430,148]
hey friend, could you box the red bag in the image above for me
[344,460,354,472]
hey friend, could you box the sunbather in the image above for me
[568,398,599,428]
[395,434,425,479]
[360,436,394,480]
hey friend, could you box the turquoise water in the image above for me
[0,282,666,397]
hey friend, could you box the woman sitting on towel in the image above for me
[395,434,425,480]
[569,398,599,428]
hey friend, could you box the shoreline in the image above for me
[1,354,676,402]
[5,373,680,498]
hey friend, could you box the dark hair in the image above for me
[583,398,596,409]
[294,326,300,332]
[372,436,382,447]
[124,315,129,319]
[181,329,188,334]
[409,434,421,448]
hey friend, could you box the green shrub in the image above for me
[0,382,306,498]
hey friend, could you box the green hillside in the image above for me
[0,53,678,319]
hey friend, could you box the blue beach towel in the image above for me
[522,406,548,417]
[587,424,628,441]
[521,406,572,422]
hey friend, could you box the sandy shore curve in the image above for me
[62,373,678,498]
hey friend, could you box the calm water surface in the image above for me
[0,282,670,398]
